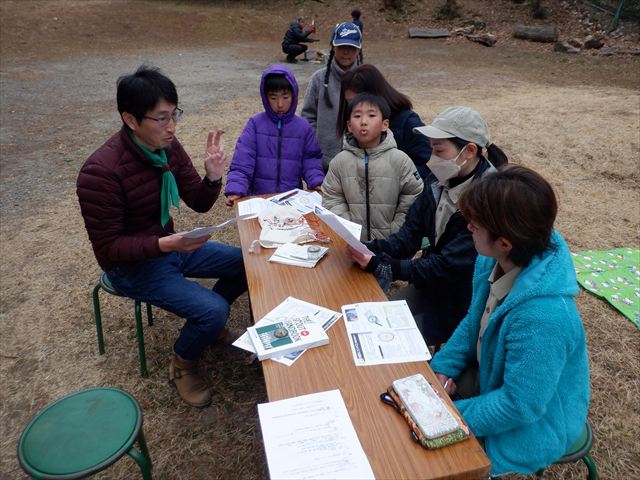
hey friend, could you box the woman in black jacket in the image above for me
[348,106,508,345]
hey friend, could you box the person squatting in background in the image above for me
[337,64,432,180]
[281,16,317,64]
[431,165,590,476]
[322,93,422,241]
[225,65,323,206]
[348,106,508,345]
[302,22,362,171]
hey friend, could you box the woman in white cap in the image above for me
[349,106,507,345]
[301,22,362,171]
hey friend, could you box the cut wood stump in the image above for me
[409,28,451,38]
[513,25,559,43]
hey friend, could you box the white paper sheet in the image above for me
[342,300,431,366]
[313,205,363,240]
[317,212,373,256]
[257,389,375,480]
[232,297,341,366]
[237,198,273,218]
[177,214,253,238]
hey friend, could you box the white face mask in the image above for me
[427,145,468,185]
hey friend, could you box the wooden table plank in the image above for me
[237,214,491,479]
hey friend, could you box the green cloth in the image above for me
[128,131,179,226]
[572,248,640,328]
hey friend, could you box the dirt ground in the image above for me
[1,1,639,479]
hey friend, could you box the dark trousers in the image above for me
[107,241,247,360]
[282,43,307,61]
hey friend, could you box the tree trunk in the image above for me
[513,25,558,42]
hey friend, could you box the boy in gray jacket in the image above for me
[322,93,423,241]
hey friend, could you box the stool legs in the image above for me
[93,282,152,377]
[146,303,154,326]
[583,454,597,480]
[134,301,149,378]
[127,429,153,480]
[93,284,106,354]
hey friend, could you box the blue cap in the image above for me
[332,22,362,48]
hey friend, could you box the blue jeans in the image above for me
[106,241,247,360]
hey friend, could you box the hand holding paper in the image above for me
[348,245,373,270]
[177,214,253,238]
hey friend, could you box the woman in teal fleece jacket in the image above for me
[430,165,590,475]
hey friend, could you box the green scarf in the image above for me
[128,130,179,227]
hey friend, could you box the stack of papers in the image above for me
[233,297,341,365]
[237,189,324,219]
[269,243,329,268]
[269,189,323,214]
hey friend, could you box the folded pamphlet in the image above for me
[269,243,329,268]
[247,314,329,361]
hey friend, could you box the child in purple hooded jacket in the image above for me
[225,65,324,206]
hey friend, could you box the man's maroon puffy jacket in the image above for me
[77,127,220,271]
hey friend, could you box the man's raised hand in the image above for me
[204,129,226,182]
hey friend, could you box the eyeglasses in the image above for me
[143,107,183,126]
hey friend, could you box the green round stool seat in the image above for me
[18,387,152,479]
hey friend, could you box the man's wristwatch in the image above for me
[204,176,222,187]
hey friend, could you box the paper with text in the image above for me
[237,198,272,218]
[258,389,375,480]
[342,300,431,366]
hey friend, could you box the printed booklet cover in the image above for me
[247,313,329,361]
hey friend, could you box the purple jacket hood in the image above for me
[260,64,299,123]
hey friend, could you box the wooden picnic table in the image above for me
[236,208,490,479]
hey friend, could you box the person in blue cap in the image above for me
[301,22,362,171]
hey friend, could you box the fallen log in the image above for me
[466,33,496,47]
[513,25,558,43]
[409,28,451,38]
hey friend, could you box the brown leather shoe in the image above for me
[169,354,211,408]
[217,326,244,345]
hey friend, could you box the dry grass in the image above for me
[1,1,639,479]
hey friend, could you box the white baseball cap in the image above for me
[414,106,491,148]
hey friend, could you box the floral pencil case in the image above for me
[380,373,470,449]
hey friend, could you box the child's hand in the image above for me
[225,194,240,207]
[204,129,226,181]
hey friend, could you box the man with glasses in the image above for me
[77,65,247,408]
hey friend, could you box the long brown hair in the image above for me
[459,165,558,266]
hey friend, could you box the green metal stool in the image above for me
[18,387,152,479]
[93,272,154,377]
[536,420,597,479]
